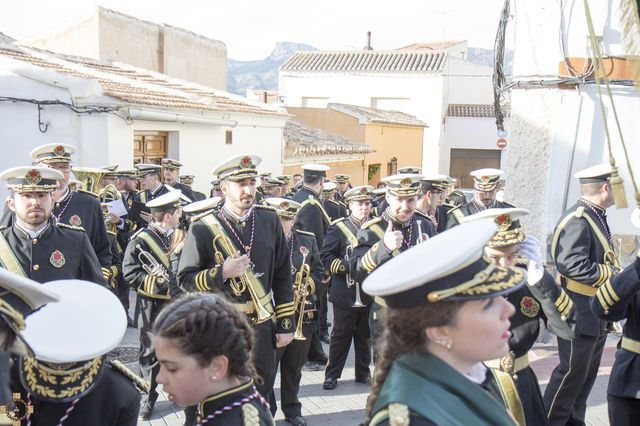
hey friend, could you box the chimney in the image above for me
[364,31,373,50]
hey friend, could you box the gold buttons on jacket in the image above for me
[33,264,40,271]
[32,239,37,244]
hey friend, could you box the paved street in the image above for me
[119,297,616,426]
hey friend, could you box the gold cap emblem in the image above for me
[281,201,290,210]
[24,169,42,185]
[495,214,512,232]
[481,176,490,182]
[53,145,66,156]
[240,156,253,168]
[400,178,412,188]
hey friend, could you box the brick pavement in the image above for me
[122,296,616,426]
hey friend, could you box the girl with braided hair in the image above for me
[153,293,274,425]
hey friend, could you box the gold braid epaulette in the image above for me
[56,222,86,232]
[362,217,382,230]
[109,359,151,393]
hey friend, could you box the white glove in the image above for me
[520,236,544,285]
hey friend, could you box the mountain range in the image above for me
[227,42,511,96]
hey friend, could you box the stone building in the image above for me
[19,6,227,90]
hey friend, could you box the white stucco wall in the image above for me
[0,69,287,198]
[506,0,640,254]
[0,71,110,200]
[441,117,501,173]
[125,113,287,194]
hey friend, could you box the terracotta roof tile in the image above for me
[283,120,374,160]
[328,103,427,127]
[280,50,447,73]
[0,45,285,116]
[446,104,496,118]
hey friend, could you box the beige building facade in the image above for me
[20,7,227,90]
[287,104,425,186]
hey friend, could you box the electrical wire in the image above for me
[493,0,511,132]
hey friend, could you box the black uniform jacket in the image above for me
[591,256,640,399]
[289,229,324,320]
[52,189,112,271]
[168,182,195,202]
[196,380,274,425]
[354,210,436,284]
[445,199,514,230]
[321,217,373,310]
[122,224,174,300]
[0,219,106,285]
[177,206,294,333]
[323,199,348,222]
[552,201,616,336]
[292,187,330,251]
[11,362,140,426]
[508,266,575,357]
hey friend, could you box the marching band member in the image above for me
[177,154,295,402]
[322,186,374,390]
[365,219,525,425]
[123,190,185,419]
[265,197,323,426]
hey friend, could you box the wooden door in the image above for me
[449,149,501,189]
[133,131,168,165]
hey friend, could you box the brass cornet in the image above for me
[293,246,312,340]
[212,224,273,324]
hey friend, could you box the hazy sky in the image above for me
[1,0,507,60]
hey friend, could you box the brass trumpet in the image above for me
[136,244,170,282]
[345,245,365,308]
[293,246,312,340]
[212,224,273,324]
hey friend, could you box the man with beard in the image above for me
[353,174,436,353]
[177,154,294,403]
[446,168,514,229]
[0,166,105,285]
[27,144,112,283]
[416,175,451,234]
[162,158,195,202]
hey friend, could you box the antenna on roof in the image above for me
[364,31,373,51]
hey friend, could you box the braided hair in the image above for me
[153,293,258,382]
[366,301,464,421]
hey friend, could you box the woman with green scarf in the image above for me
[363,219,526,426]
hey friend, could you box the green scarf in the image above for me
[371,352,517,426]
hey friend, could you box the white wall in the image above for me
[441,117,500,173]
[123,113,287,194]
[0,71,110,200]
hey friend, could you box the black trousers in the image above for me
[516,366,550,426]
[138,296,167,403]
[269,321,315,417]
[608,394,640,426]
[325,305,371,380]
[543,334,607,426]
[116,275,130,313]
[253,320,277,401]
[317,284,329,334]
